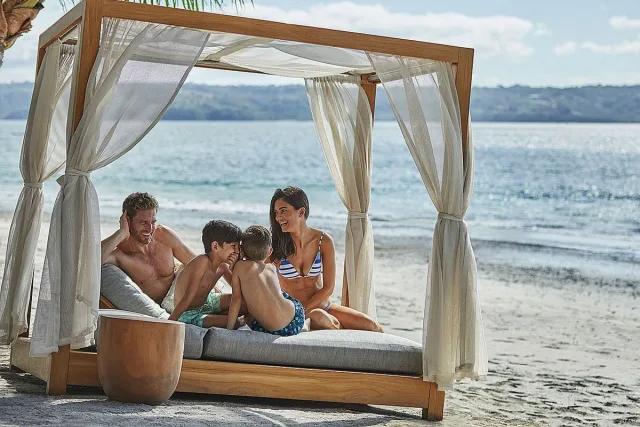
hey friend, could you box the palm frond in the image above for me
[58,0,252,13]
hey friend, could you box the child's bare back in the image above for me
[232,260,294,331]
[226,225,305,336]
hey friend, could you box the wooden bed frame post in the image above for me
[44,0,104,396]
[341,76,377,308]
[454,48,474,161]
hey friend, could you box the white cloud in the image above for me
[609,16,640,30]
[555,38,640,55]
[582,40,640,54]
[223,2,536,58]
[533,23,551,37]
[555,15,640,57]
[554,41,577,55]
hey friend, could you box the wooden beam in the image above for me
[195,60,268,75]
[67,349,101,386]
[101,0,464,63]
[70,0,103,131]
[178,359,430,408]
[423,382,445,421]
[44,0,104,396]
[454,48,474,163]
[361,76,377,121]
[62,348,436,414]
[46,345,70,395]
[38,1,84,51]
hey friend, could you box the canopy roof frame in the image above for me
[37,0,473,151]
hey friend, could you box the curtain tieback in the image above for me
[65,168,90,178]
[348,211,368,220]
[438,212,463,222]
[24,182,42,189]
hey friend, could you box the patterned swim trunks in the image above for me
[250,292,305,336]
[178,290,223,327]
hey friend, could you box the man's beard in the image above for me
[133,231,152,244]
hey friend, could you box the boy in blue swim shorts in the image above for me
[168,220,244,328]
[226,226,305,336]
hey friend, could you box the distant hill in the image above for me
[1,82,639,122]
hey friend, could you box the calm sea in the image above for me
[1,120,638,286]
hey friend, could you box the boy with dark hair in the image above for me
[226,226,305,336]
[168,220,243,328]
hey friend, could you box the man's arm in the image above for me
[101,212,129,265]
[168,258,205,321]
[226,270,243,330]
[157,225,196,265]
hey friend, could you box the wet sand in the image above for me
[0,216,639,426]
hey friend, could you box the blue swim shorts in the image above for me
[250,292,305,336]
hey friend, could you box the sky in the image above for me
[1,0,639,87]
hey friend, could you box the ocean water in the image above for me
[0,120,638,287]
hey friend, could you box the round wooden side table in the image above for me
[97,311,185,405]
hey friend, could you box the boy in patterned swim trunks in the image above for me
[226,226,305,336]
[168,220,243,328]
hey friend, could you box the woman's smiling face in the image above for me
[274,198,305,232]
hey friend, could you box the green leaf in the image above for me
[57,0,248,12]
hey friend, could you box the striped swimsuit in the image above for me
[278,234,323,279]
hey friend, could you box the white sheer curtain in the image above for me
[0,41,75,345]
[369,54,487,389]
[305,75,376,317]
[30,19,209,356]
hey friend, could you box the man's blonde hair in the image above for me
[122,192,159,218]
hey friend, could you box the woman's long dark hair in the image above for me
[270,186,310,260]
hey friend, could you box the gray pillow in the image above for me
[183,323,208,359]
[100,265,207,359]
[100,264,169,319]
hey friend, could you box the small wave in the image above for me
[160,199,267,216]
[531,224,566,230]
[512,189,640,202]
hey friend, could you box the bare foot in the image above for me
[308,308,341,330]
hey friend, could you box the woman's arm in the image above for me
[226,270,243,329]
[304,233,336,311]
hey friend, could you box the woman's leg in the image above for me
[307,308,341,330]
[327,304,384,332]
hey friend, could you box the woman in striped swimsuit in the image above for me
[269,186,383,332]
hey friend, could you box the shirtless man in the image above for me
[101,192,196,304]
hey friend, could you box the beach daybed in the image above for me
[0,0,487,421]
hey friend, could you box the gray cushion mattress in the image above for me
[202,328,423,376]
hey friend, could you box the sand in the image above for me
[0,215,639,426]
